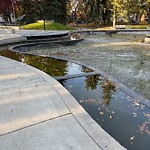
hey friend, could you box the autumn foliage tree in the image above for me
[0,0,13,23]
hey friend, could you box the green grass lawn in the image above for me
[69,22,150,30]
[21,21,149,30]
[129,25,148,29]
[21,21,75,30]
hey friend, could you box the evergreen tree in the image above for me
[20,0,37,23]
[82,0,111,25]
[20,0,67,24]
[44,0,67,24]
[38,0,67,24]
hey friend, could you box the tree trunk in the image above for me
[135,13,139,24]
[8,15,12,23]
[113,17,116,28]
[113,8,116,28]
[112,0,117,28]
[148,8,150,24]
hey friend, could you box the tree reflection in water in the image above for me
[85,75,116,105]
[23,55,68,77]
[85,75,99,90]
[0,49,22,62]
[101,79,116,105]
[0,50,68,77]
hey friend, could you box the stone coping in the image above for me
[0,34,26,45]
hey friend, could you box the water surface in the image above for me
[27,34,150,100]
[0,49,92,77]
[60,75,150,150]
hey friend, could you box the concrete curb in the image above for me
[0,34,27,46]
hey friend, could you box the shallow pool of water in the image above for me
[60,75,150,150]
[27,34,150,100]
[0,50,92,77]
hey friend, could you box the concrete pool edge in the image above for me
[0,56,126,150]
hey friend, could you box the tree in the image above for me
[19,0,67,24]
[80,0,111,25]
[71,0,150,26]
[148,1,150,23]
[109,0,128,27]
[66,0,72,23]
[85,75,99,90]
[69,0,86,22]
[101,0,112,24]
[0,0,13,23]
[109,0,150,27]
[19,0,37,23]
[101,80,116,106]
[124,0,150,23]
[46,0,67,24]
[147,8,150,23]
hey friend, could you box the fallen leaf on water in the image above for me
[99,112,104,115]
[134,102,140,106]
[79,100,84,104]
[111,111,115,114]
[109,116,112,119]
[106,108,109,112]
[130,136,135,141]
[144,113,150,117]
[133,113,137,118]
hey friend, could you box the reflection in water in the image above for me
[0,50,92,77]
[61,76,150,150]
[23,55,68,76]
[85,75,99,90]
[84,75,116,105]
[0,50,68,76]
[0,49,22,62]
[101,80,116,105]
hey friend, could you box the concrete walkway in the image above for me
[0,56,126,150]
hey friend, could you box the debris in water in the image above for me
[109,116,113,119]
[133,113,137,118]
[99,112,104,115]
[80,100,84,104]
